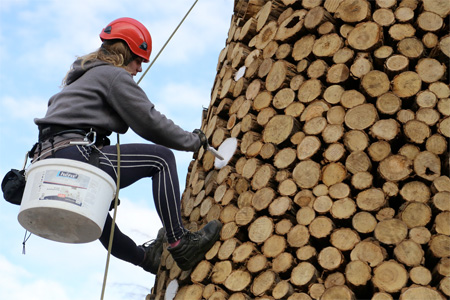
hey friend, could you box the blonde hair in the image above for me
[62,40,135,86]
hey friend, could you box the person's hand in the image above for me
[193,129,208,150]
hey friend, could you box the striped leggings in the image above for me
[51,143,187,265]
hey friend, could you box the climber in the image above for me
[29,17,222,273]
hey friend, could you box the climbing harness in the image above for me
[100,1,199,299]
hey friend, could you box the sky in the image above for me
[0,0,234,299]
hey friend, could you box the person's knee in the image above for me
[156,145,176,164]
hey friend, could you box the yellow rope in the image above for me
[100,134,121,300]
[100,1,199,298]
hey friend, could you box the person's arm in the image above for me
[107,71,202,152]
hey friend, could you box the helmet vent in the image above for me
[104,26,112,34]
[139,42,148,51]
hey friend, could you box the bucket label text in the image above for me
[58,171,79,179]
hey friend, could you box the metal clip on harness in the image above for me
[69,129,97,147]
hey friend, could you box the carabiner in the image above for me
[69,129,97,147]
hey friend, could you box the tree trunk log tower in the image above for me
[149,0,450,299]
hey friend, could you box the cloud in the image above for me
[134,80,213,137]
[11,280,71,300]
[0,255,71,300]
[0,0,233,298]
[111,195,164,242]
[136,1,232,65]
[0,254,30,278]
[3,0,231,77]
[0,95,47,155]
[157,82,210,111]
[0,96,48,121]
[0,0,28,12]
[0,197,161,300]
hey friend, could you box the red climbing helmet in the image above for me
[100,17,152,62]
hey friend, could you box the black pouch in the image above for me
[1,169,26,205]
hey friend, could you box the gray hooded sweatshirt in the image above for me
[35,59,201,152]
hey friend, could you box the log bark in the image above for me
[344,129,369,152]
[374,218,408,245]
[275,9,307,42]
[296,245,317,263]
[335,0,370,23]
[293,160,321,189]
[324,143,346,163]
[247,254,268,274]
[322,162,347,186]
[273,88,295,110]
[232,242,255,264]
[345,260,372,288]
[376,92,401,115]
[417,12,444,33]
[373,8,395,27]
[400,201,432,228]
[321,285,356,300]
[272,280,294,300]
[256,1,282,32]
[292,34,315,61]
[410,266,432,286]
[409,226,431,245]
[297,206,316,226]
[151,1,450,299]
[414,151,441,181]
[255,21,278,50]
[331,198,357,221]
[313,33,343,57]
[347,22,382,51]
[251,270,278,296]
[309,216,335,240]
[345,104,378,130]
[399,181,430,203]
[398,38,424,60]
[350,239,387,267]
[248,216,274,244]
[191,260,212,283]
[394,239,424,267]
[373,260,409,293]
[224,270,252,292]
[324,272,346,289]
[423,32,439,49]
[287,224,310,248]
[379,154,412,182]
[395,5,415,22]
[356,188,386,212]
[416,58,446,83]
[290,262,318,287]
[266,60,297,92]
[400,286,446,300]
[362,70,390,98]
[318,246,344,271]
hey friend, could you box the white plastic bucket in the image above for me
[18,158,116,244]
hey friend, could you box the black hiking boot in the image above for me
[168,220,222,271]
[139,227,166,274]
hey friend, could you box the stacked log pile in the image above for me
[149,0,450,299]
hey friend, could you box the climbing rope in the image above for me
[137,0,199,85]
[100,135,121,300]
[100,1,199,299]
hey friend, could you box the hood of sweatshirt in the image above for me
[66,59,111,85]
